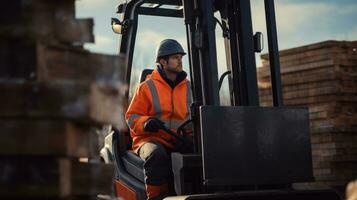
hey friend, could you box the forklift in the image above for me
[100,0,342,199]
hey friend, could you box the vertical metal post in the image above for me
[182,0,203,153]
[183,0,203,105]
[217,6,235,106]
[234,0,260,106]
[226,1,242,106]
[264,0,283,106]
[119,0,143,99]
[223,37,235,106]
[197,0,220,106]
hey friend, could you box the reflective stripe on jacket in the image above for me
[125,69,192,153]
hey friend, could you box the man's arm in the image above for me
[125,84,152,135]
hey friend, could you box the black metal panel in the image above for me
[118,0,182,6]
[171,153,202,195]
[138,7,183,18]
[264,0,283,106]
[199,106,313,186]
[144,0,182,6]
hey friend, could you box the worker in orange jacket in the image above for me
[125,39,192,200]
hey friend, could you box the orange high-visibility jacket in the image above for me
[125,69,191,153]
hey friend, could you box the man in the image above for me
[125,39,191,200]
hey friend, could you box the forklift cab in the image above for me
[100,0,342,199]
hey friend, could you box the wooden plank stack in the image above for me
[0,0,124,199]
[258,40,357,191]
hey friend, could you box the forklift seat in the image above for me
[112,129,146,199]
[140,68,154,83]
[121,150,145,182]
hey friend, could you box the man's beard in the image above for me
[167,65,182,74]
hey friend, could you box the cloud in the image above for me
[252,2,338,35]
[337,26,357,41]
[134,30,188,67]
[278,3,356,31]
[335,4,357,14]
[251,1,357,55]
[275,3,334,33]
[95,35,113,45]
[136,30,166,50]
[136,30,187,51]
[84,35,118,54]
[75,0,113,11]
[349,27,357,40]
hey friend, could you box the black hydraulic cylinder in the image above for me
[182,0,203,153]
[197,0,220,106]
[264,0,284,106]
[182,0,203,105]
[231,0,260,106]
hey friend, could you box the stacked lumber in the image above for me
[258,40,357,191]
[0,0,124,199]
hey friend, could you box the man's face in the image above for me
[161,54,183,74]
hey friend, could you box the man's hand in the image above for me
[144,118,164,132]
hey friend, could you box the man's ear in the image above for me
[159,58,167,66]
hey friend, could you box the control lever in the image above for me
[159,124,194,153]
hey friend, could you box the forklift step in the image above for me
[164,189,341,200]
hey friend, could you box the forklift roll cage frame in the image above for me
[116,0,283,106]
[114,0,283,152]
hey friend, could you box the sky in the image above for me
[76,0,357,64]
[75,0,357,100]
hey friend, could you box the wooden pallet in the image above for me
[259,58,356,78]
[260,86,357,102]
[262,52,356,70]
[261,40,357,60]
[258,66,357,88]
[260,79,357,95]
[261,94,357,106]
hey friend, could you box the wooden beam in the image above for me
[55,18,94,44]
[0,1,93,44]
[0,120,98,157]
[0,42,124,82]
[36,42,125,81]
[0,81,126,129]
[0,157,114,197]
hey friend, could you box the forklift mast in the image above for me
[109,0,341,199]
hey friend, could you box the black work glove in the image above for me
[173,135,194,153]
[143,118,164,132]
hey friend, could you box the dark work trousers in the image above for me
[138,141,172,199]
